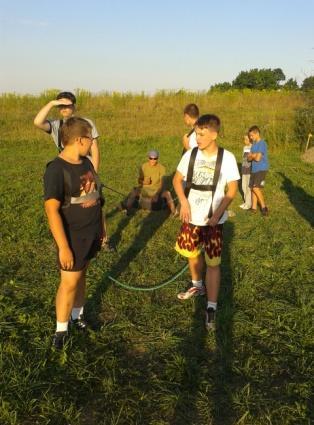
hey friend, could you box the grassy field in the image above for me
[0,91,313,424]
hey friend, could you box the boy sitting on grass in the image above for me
[44,117,103,349]
[120,150,177,216]
[173,114,239,330]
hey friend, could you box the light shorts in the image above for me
[175,223,223,266]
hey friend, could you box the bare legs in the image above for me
[56,267,87,322]
[251,187,266,210]
[188,256,220,303]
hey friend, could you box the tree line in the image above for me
[210,68,314,91]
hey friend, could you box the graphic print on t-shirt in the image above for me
[79,171,98,208]
[192,158,215,207]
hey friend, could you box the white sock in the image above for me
[207,301,217,311]
[71,306,84,320]
[192,280,203,288]
[56,321,68,333]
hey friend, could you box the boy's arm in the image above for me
[207,180,238,227]
[90,139,100,172]
[173,170,191,223]
[247,152,262,161]
[44,199,74,270]
[248,142,265,162]
[34,98,73,131]
[138,166,144,186]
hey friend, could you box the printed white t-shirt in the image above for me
[177,148,240,226]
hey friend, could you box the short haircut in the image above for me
[195,114,221,132]
[61,117,92,146]
[56,91,76,105]
[248,125,260,134]
[183,103,199,118]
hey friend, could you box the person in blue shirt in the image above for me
[247,126,269,216]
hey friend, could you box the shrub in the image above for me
[294,106,314,149]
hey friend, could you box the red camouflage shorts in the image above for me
[175,222,223,266]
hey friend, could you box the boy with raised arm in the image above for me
[35,91,114,250]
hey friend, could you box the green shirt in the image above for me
[139,162,166,198]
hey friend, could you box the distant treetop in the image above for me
[209,69,313,92]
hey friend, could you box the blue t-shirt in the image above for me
[251,140,269,172]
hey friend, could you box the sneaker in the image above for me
[52,331,68,349]
[70,315,87,331]
[249,208,257,214]
[261,207,269,216]
[239,203,246,209]
[177,284,206,300]
[205,308,216,331]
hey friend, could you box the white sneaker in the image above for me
[205,307,216,331]
[239,203,246,209]
[242,205,251,210]
[177,285,206,300]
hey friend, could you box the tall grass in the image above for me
[0,91,313,425]
[0,90,305,152]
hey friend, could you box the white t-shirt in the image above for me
[188,131,197,149]
[177,148,240,225]
[47,118,99,149]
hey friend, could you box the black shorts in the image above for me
[249,171,267,188]
[58,233,101,272]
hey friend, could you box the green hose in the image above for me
[108,263,189,291]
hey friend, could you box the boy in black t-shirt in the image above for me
[44,117,103,349]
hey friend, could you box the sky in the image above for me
[0,0,313,94]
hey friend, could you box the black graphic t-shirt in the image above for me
[44,157,102,237]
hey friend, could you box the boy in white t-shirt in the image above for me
[239,135,252,209]
[173,114,240,330]
[182,103,199,154]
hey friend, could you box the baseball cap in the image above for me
[148,149,159,159]
[56,91,76,105]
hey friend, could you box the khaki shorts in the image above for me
[175,223,223,266]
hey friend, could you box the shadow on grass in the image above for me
[212,221,235,425]
[278,172,314,227]
[87,192,172,329]
[171,295,208,424]
[171,221,235,424]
